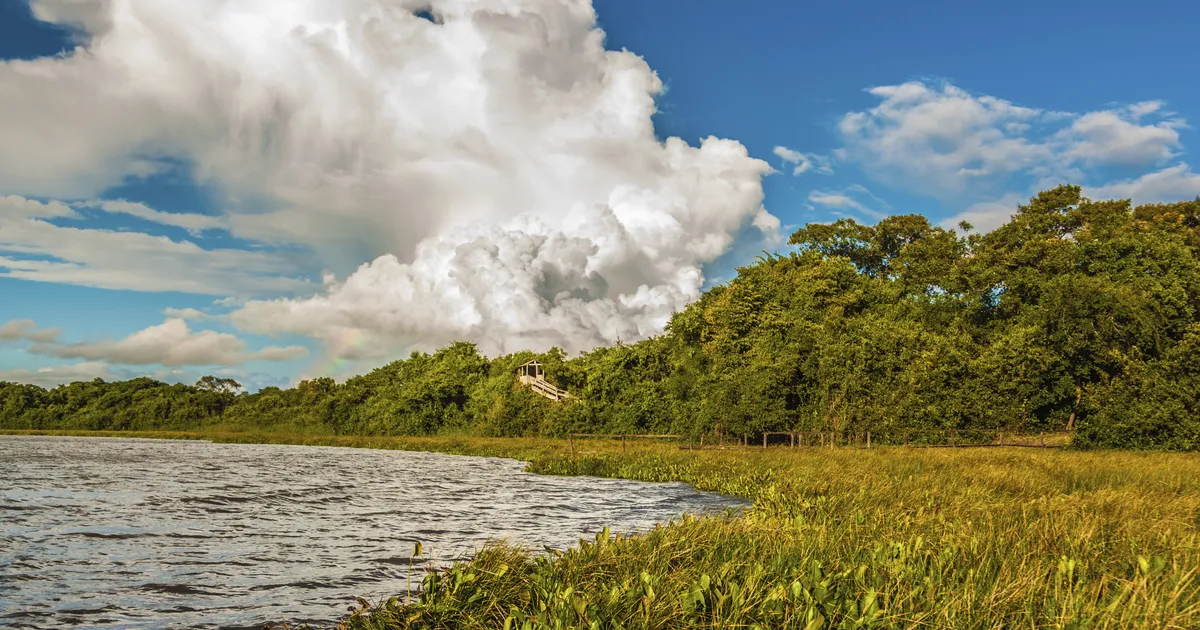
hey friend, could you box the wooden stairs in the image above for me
[517,360,572,401]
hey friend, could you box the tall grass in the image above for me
[341,443,1200,629]
[6,430,1199,628]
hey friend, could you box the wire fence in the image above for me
[568,429,1073,453]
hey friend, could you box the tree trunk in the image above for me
[1066,385,1082,432]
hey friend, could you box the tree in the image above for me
[195,376,242,394]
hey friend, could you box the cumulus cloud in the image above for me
[773,146,833,176]
[233,153,773,358]
[837,81,1186,199]
[33,318,307,366]
[0,319,61,343]
[0,0,775,357]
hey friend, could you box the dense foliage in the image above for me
[3,186,1199,449]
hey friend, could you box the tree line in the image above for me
[3,186,1198,449]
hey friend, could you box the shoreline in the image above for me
[5,429,1200,628]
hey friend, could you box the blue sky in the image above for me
[2,0,1198,390]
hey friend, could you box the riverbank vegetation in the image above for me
[362,443,1200,629]
[3,187,1199,450]
[9,430,1195,628]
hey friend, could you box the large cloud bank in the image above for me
[5,0,774,359]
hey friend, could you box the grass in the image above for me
[5,430,1200,628]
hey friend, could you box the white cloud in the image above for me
[751,208,782,239]
[2,0,777,359]
[1088,164,1200,205]
[0,195,75,220]
[806,185,889,220]
[0,362,122,388]
[0,319,61,343]
[837,81,1186,199]
[0,206,311,294]
[81,199,227,235]
[838,82,1050,196]
[0,360,232,390]
[163,307,219,321]
[34,318,307,366]
[232,166,772,358]
[1059,102,1184,166]
[773,146,833,175]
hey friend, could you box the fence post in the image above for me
[1040,432,1045,448]
[791,433,795,448]
[763,434,767,449]
[866,431,871,449]
[569,433,575,460]
[622,434,627,452]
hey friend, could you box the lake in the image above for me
[0,436,745,629]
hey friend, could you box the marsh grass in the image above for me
[340,443,1200,629]
[6,430,1199,628]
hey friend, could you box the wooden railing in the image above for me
[521,375,571,401]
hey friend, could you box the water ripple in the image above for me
[0,436,746,629]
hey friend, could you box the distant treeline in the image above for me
[3,186,1199,450]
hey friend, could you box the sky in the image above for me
[1,0,1198,390]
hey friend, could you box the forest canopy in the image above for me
[3,186,1199,450]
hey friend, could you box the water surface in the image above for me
[0,436,745,629]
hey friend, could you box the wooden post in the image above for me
[762,434,767,449]
[622,434,627,452]
[866,431,871,449]
[790,433,795,448]
[1039,432,1045,448]
[743,434,748,448]
[699,435,704,448]
[950,430,956,448]
[569,433,575,460]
